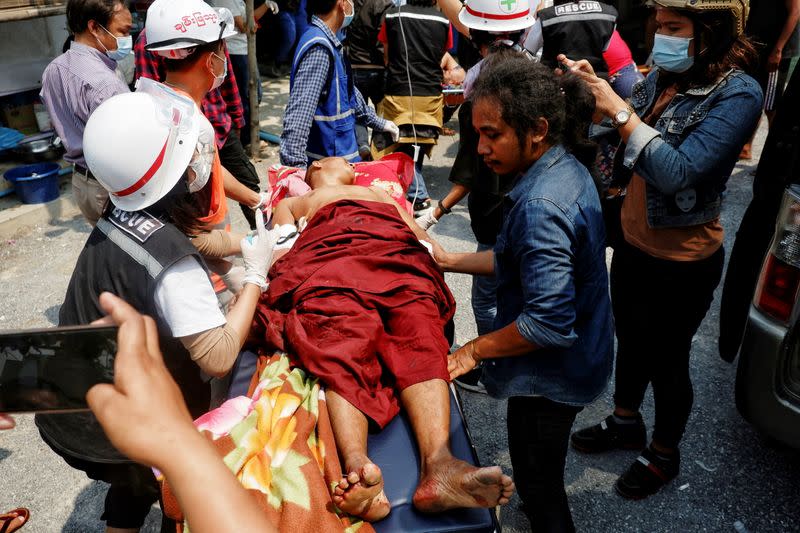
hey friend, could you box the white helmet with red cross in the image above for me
[145,0,236,59]
[459,0,537,33]
[83,81,204,212]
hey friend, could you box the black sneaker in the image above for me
[454,366,487,394]
[570,414,647,453]
[413,199,432,214]
[615,446,680,499]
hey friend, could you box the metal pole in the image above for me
[245,0,259,159]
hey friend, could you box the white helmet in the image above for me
[83,82,202,212]
[145,0,236,59]
[459,0,537,33]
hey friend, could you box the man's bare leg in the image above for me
[400,379,515,512]
[326,390,390,521]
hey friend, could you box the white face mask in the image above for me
[208,51,228,91]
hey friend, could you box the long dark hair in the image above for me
[148,173,213,237]
[667,9,759,88]
[469,51,597,169]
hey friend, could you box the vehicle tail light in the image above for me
[754,186,800,324]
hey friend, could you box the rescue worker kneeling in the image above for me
[35,89,276,533]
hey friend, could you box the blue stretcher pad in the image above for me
[229,351,497,532]
[368,385,498,532]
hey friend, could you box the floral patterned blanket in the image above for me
[159,353,373,533]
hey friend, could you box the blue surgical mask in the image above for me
[652,33,694,73]
[99,25,132,61]
[342,0,355,29]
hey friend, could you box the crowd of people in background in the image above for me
[3,0,800,532]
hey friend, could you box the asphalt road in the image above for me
[1,82,798,532]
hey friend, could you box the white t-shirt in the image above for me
[154,256,227,338]
[215,0,248,55]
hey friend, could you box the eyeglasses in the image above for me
[135,77,196,133]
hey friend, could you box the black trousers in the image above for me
[508,396,582,533]
[217,130,261,229]
[611,240,724,448]
[352,68,385,152]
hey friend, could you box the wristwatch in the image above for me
[439,203,452,215]
[611,106,634,128]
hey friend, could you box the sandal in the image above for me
[0,508,29,533]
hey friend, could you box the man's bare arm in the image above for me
[272,197,302,226]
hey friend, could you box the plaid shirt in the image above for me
[280,16,386,168]
[134,30,245,149]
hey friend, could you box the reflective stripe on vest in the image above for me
[290,25,360,163]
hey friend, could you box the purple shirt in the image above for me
[40,42,129,166]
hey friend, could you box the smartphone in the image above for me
[0,324,117,414]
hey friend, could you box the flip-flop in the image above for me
[0,508,29,533]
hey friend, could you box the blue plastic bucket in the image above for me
[4,163,61,204]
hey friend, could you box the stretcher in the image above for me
[228,351,499,532]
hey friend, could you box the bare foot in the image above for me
[412,458,515,513]
[332,456,390,522]
[739,144,752,160]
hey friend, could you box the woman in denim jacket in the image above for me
[565,0,763,499]
[434,53,614,532]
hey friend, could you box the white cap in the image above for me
[459,0,537,33]
[145,0,236,59]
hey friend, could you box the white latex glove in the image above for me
[240,210,276,291]
[221,265,246,294]
[274,223,300,250]
[416,210,439,230]
[266,0,279,13]
[252,191,270,213]
[382,121,400,143]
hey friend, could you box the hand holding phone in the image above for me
[0,324,118,414]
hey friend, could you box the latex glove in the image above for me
[252,191,270,214]
[266,0,279,13]
[221,265,246,294]
[382,121,400,143]
[274,223,300,250]
[416,210,439,230]
[240,210,276,291]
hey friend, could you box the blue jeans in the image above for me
[276,11,297,64]
[294,0,309,40]
[399,145,429,202]
[472,242,498,335]
[608,62,643,100]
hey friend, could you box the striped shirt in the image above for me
[280,16,386,168]
[39,42,130,167]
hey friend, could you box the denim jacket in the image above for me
[484,145,614,405]
[621,68,762,228]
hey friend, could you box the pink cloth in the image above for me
[266,153,416,222]
[603,30,635,77]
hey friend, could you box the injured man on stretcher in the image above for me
[252,156,515,521]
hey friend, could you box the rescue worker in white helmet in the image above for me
[567,0,763,501]
[137,0,267,231]
[35,90,277,533]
